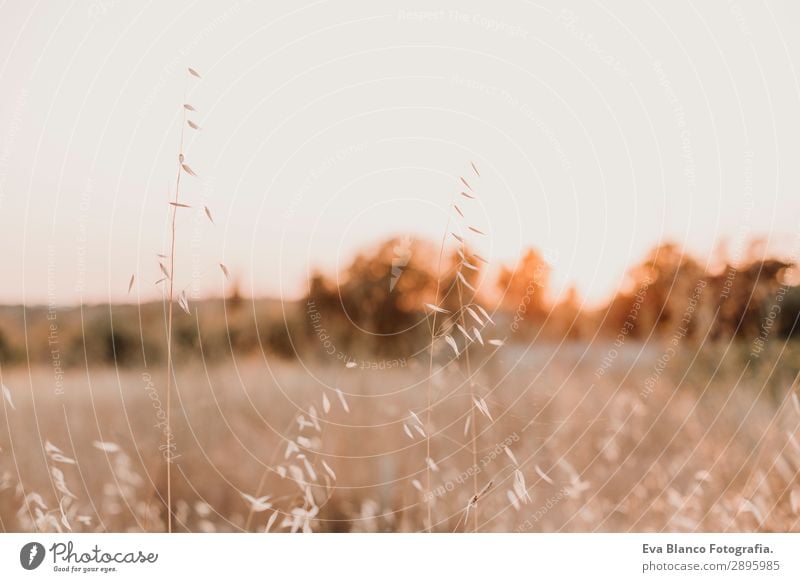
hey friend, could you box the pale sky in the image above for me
[1,0,799,307]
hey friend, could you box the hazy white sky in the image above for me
[1,0,799,307]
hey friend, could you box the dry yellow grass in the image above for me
[1,341,798,532]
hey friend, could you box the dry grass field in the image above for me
[3,3,800,558]
[2,340,799,533]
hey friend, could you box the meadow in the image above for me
[2,339,798,532]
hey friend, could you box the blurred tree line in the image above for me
[599,241,797,343]
[1,237,798,368]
